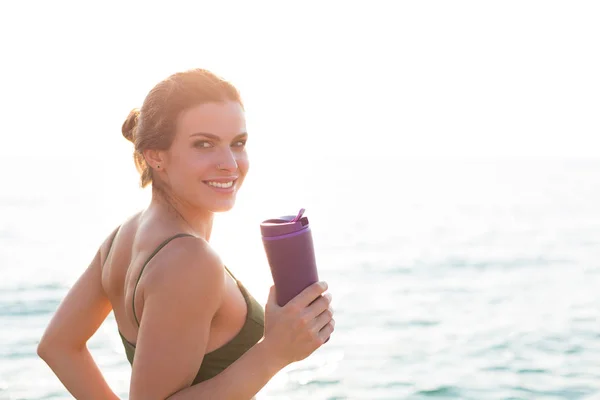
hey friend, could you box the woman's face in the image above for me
[161,101,249,213]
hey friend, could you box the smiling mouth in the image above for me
[203,179,237,189]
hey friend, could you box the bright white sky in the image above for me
[0,0,599,163]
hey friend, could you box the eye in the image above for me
[232,140,247,148]
[193,140,213,149]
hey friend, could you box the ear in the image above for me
[142,149,165,170]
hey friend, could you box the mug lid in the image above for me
[260,215,309,237]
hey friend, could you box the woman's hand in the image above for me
[262,281,335,367]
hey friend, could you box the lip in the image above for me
[203,176,239,183]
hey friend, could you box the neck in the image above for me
[150,185,214,241]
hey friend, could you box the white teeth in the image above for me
[207,181,234,188]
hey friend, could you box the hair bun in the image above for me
[122,108,140,143]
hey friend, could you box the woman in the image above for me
[37,68,335,399]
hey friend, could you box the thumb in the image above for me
[266,285,279,308]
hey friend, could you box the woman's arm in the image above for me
[167,283,334,400]
[129,236,334,400]
[37,232,120,399]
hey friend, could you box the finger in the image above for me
[305,293,332,320]
[318,319,335,343]
[266,285,279,308]
[311,307,334,333]
[288,281,328,309]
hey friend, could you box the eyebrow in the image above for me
[189,132,248,141]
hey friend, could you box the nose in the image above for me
[217,148,238,171]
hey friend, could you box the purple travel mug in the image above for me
[260,209,320,307]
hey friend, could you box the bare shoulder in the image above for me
[141,234,225,302]
[129,235,227,397]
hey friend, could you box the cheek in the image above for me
[187,150,215,172]
[236,153,250,172]
[171,151,209,184]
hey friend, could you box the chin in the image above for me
[202,199,237,213]
[211,205,236,213]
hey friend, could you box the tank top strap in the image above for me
[132,233,195,326]
[224,265,237,281]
